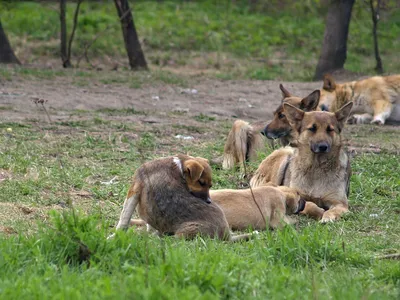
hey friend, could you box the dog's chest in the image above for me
[287,157,348,200]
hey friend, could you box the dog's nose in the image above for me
[312,142,331,153]
[295,197,306,214]
[206,197,212,204]
[320,104,329,111]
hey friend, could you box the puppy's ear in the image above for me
[283,103,305,132]
[335,102,353,131]
[279,84,291,99]
[300,90,320,111]
[183,160,204,182]
[323,74,336,91]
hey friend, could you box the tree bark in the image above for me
[0,19,20,64]
[114,0,148,70]
[314,0,355,80]
[370,0,383,74]
[60,0,72,68]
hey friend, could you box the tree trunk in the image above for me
[114,0,148,70]
[314,0,355,80]
[60,0,72,68]
[0,19,20,64]
[370,0,383,74]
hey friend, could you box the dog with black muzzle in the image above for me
[251,102,353,223]
[109,155,252,241]
[263,84,321,146]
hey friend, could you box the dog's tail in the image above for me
[223,120,253,170]
[115,193,140,230]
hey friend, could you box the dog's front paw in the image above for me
[320,211,338,223]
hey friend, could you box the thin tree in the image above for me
[114,0,148,70]
[60,0,83,68]
[369,0,383,73]
[60,0,71,67]
[314,0,355,80]
[0,19,20,64]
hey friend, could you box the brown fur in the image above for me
[111,155,251,241]
[222,120,268,170]
[263,84,321,146]
[320,74,400,125]
[210,186,306,230]
[250,103,353,223]
[221,85,321,170]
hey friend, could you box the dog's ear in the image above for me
[279,84,291,99]
[183,159,204,182]
[300,90,320,111]
[283,103,305,132]
[335,102,353,131]
[323,74,336,91]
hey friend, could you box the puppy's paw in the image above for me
[319,218,335,224]
[251,230,260,235]
[320,211,339,223]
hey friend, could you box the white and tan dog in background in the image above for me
[319,74,400,125]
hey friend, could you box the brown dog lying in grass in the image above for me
[210,186,306,231]
[319,74,400,125]
[109,155,252,241]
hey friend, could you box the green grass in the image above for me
[1,1,399,80]
[0,118,399,299]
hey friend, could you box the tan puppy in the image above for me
[319,74,400,125]
[110,155,251,241]
[210,186,306,231]
[263,85,321,146]
[250,102,353,223]
[222,120,267,170]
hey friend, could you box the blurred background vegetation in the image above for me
[1,0,399,81]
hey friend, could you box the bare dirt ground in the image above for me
[0,76,321,122]
[0,72,399,153]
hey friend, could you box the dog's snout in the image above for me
[311,142,331,153]
[206,197,212,204]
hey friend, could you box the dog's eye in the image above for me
[278,113,285,119]
[308,124,317,132]
[199,180,206,186]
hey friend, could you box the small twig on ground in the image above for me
[31,97,52,123]
[376,253,400,260]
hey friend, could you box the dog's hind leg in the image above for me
[116,194,140,230]
[371,100,393,125]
